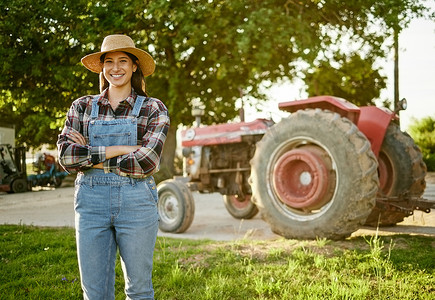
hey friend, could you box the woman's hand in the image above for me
[68,131,87,146]
[92,163,104,169]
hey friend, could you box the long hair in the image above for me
[99,52,148,96]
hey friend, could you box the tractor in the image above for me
[157,96,433,240]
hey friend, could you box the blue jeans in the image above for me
[74,170,159,300]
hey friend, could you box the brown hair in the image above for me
[99,52,148,96]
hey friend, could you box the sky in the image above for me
[245,16,435,132]
[394,17,435,130]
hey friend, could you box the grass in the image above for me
[1,225,434,299]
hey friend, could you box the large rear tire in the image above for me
[250,109,379,240]
[364,123,427,226]
[223,195,258,219]
[157,179,195,233]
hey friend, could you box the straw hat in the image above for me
[81,34,155,77]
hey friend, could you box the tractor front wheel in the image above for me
[157,179,195,233]
[11,178,27,193]
[53,177,63,188]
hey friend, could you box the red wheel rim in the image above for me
[229,195,251,209]
[273,147,332,210]
[377,152,395,195]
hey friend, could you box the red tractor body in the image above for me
[181,119,272,148]
[158,96,432,239]
[182,96,394,156]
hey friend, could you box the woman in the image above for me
[57,34,169,300]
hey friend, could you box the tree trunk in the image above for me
[155,123,177,183]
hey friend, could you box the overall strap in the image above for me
[90,96,100,120]
[131,96,147,117]
[91,95,145,119]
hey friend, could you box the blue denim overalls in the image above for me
[74,95,159,300]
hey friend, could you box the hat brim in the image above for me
[81,47,155,77]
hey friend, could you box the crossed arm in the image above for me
[66,130,140,169]
[57,97,169,177]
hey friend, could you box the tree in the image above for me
[303,0,432,107]
[1,0,433,179]
[304,53,387,106]
[408,117,435,171]
[0,0,94,147]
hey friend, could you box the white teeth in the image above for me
[112,74,123,78]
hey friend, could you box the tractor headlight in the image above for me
[398,98,407,111]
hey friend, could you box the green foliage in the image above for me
[408,116,435,171]
[1,225,434,299]
[0,0,433,150]
[305,53,388,106]
[0,0,100,147]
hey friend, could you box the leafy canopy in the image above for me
[0,0,433,149]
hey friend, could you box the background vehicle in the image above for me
[0,144,28,193]
[0,144,68,193]
[157,96,433,240]
[27,153,68,189]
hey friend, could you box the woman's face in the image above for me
[102,51,137,89]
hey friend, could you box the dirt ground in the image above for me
[0,174,434,241]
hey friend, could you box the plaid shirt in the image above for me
[57,88,170,178]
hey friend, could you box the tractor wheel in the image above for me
[53,177,63,188]
[250,109,379,240]
[223,195,258,219]
[11,178,27,193]
[364,123,427,226]
[157,179,195,233]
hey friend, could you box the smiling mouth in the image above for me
[111,74,124,78]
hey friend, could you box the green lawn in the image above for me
[0,224,434,299]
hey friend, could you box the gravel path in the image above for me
[0,176,434,240]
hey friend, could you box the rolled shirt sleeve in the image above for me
[57,97,106,173]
